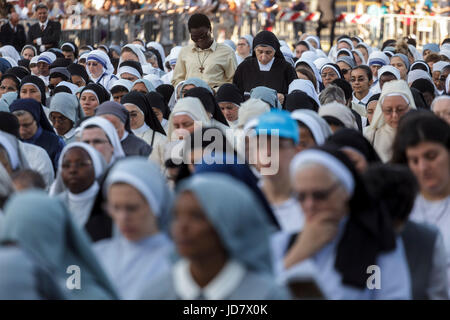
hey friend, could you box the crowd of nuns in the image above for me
[0,14,450,300]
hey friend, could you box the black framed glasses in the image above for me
[296,182,340,203]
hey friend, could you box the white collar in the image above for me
[39,20,49,28]
[132,123,150,135]
[352,92,372,105]
[68,182,99,202]
[173,259,246,300]
[63,127,76,139]
[120,130,129,142]
[258,57,275,71]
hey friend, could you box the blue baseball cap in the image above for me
[254,109,299,145]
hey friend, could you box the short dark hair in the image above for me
[35,3,48,11]
[0,74,20,91]
[188,14,211,31]
[351,65,373,81]
[391,110,450,164]
[111,86,129,95]
[364,164,418,223]
[442,38,450,45]
[381,39,396,51]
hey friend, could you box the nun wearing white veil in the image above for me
[364,80,417,162]
[85,50,118,90]
[93,157,174,299]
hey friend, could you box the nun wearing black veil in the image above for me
[233,31,297,96]
[273,146,411,299]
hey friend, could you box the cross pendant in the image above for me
[199,67,204,73]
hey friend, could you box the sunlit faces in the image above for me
[80,127,114,164]
[218,102,239,122]
[366,100,377,124]
[22,48,35,60]
[236,39,251,57]
[112,90,128,103]
[107,183,158,241]
[390,57,408,80]
[100,114,125,139]
[172,114,196,140]
[350,68,372,97]
[0,78,18,97]
[30,63,39,76]
[36,7,48,23]
[132,82,149,94]
[292,164,349,223]
[49,111,73,136]
[406,142,450,197]
[71,75,86,87]
[321,67,339,87]
[37,61,50,77]
[337,62,352,82]
[381,95,410,128]
[60,147,95,194]
[295,43,309,59]
[432,71,444,91]
[87,61,104,79]
[337,41,352,51]
[254,45,275,65]
[14,111,38,140]
[356,46,369,62]
[19,84,41,103]
[172,191,226,260]
[433,99,450,125]
[124,103,145,130]
[80,91,99,116]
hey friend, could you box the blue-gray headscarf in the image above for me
[0,92,17,112]
[0,190,119,299]
[391,53,410,70]
[180,77,213,95]
[250,86,282,109]
[423,43,439,54]
[132,79,156,93]
[176,173,273,274]
[104,157,173,233]
[49,92,84,124]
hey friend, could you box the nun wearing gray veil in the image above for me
[93,157,174,299]
[140,173,290,300]
[0,190,119,299]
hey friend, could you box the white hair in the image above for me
[430,95,450,111]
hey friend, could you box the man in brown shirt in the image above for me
[171,13,237,91]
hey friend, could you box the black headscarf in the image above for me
[215,83,244,106]
[0,112,20,138]
[285,91,319,112]
[19,75,46,105]
[80,83,111,104]
[366,93,380,106]
[15,61,30,74]
[411,79,435,98]
[184,87,229,126]
[67,63,90,85]
[50,58,72,69]
[118,60,143,78]
[147,48,164,71]
[146,91,171,120]
[252,31,284,59]
[120,91,166,135]
[314,145,396,289]
[410,87,429,110]
[156,84,174,106]
[326,128,381,163]
[6,66,30,80]
[9,98,54,132]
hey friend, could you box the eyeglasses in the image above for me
[350,77,368,83]
[82,139,109,146]
[61,160,92,170]
[381,106,409,116]
[296,182,340,203]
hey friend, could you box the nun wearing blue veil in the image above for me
[93,157,174,300]
[140,173,290,300]
[0,190,119,299]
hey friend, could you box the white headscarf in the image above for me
[364,80,417,162]
[86,49,115,85]
[167,97,211,142]
[120,44,155,75]
[288,79,321,107]
[0,45,21,63]
[78,116,126,162]
[291,109,332,145]
[318,102,359,130]
[146,41,166,64]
